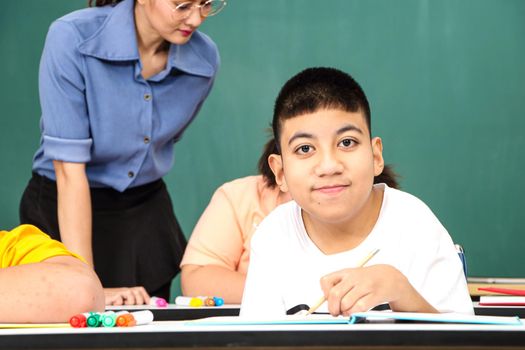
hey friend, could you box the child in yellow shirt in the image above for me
[0,225,104,322]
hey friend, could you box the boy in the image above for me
[240,67,472,317]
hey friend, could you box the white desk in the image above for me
[1,319,525,349]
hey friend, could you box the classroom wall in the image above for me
[1,1,524,280]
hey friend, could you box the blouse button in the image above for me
[128,171,134,178]
[144,137,150,144]
[144,93,152,101]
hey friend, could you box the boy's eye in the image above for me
[339,138,355,148]
[295,145,313,155]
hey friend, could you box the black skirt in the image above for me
[19,173,187,300]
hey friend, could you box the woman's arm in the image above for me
[53,160,93,266]
[53,161,151,306]
[0,255,104,323]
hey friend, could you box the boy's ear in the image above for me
[371,137,385,176]
[268,154,289,192]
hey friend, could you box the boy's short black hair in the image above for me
[272,67,371,153]
[270,67,400,189]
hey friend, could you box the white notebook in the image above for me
[187,311,522,326]
[479,296,525,306]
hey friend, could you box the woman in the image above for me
[19,0,226,304]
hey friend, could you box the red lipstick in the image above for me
[180,29,193,37]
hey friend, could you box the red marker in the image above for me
[69,312,90,328]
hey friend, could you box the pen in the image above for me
[307,248,380,315]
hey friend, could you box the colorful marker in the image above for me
[201,297,215,306]
[100,311,116,328]
[86,312,102,327]
[174,296,203,307]
[101,311,129,328]
[149,296,168,307]
[116,313,134,327]
[69,312,90,328]
[130,310,154,325]
[199,296,224,307]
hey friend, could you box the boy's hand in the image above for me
[320,264,421,316]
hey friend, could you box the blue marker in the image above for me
[213,296,224,306]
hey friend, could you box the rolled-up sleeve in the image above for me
[39,20,92,163]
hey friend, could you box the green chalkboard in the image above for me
[1,1,524,282]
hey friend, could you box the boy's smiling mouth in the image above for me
[313,184,349,194]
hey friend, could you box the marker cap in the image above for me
[150,296,168,307]
[69,312,90,328]
[86,312,102,327]
[116,313,135,327]
[101,311,117,327]
[203,297,215,306]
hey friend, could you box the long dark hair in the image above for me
[88,0,123,6]
[271,67,400,189]
[257,137,279,188]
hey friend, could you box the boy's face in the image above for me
[269,108,384,226]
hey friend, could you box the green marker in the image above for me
[101,311,117,327]
[87,312,102,327]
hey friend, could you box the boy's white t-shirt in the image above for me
[240,184,473,317]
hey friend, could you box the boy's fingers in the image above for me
[343,292,376,316]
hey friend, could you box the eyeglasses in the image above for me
[163,0,227,20]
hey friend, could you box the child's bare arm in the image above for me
[0,255,104,323]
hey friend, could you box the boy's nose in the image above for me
[314,150,343,177]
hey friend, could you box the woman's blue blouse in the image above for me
[32,0,219,191]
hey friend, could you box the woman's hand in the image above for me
[320,264,437,316]
[104,287,151,306]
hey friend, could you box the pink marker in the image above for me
[149,296,168,307]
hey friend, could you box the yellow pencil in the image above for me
[307,248,380,315]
